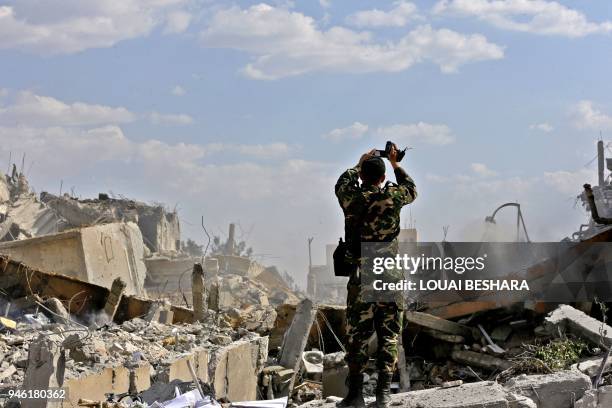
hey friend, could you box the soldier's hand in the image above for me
[388,144,401,168]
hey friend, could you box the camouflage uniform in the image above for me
[335,164,417,374]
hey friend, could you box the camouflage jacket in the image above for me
[335,164,417,254]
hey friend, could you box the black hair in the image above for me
[360,156,385,184]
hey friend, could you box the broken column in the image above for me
[102,278,126,323]
[192,263,206,321]
[278,298,317,396]
[22,334,66,408]
[205,258,220,313]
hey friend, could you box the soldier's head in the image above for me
[360,156,386,186]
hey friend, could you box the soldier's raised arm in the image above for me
[389,146,417,206]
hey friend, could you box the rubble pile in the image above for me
[39,191,181,254]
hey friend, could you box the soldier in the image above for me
[335,146,417,408]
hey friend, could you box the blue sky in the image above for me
[1,0,612,285]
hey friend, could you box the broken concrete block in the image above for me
[507,393,537,408]
[192,263,206,322]
[279,298,316,370]
[574,389,598,408]
[504,370,591,408]
[102,277,126,323]
[158,310,174,324]
[573,356,612,378]
[63,362,151,407]
[0,365,16,381]
[22,334,65,408]
[544,304,612,347]
[405,311,471,337]
[42,298,70,324]
[145,300,171,323]
[304,381,515,408]
[574,385,612,408]
[322,352,347,398]
[211,334,232,346]
[0,316,16,330]
[209,338,265,402]
[0,222,147,296]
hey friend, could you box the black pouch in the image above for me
[333,237,358,277]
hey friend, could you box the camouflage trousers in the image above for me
[345,279,403,374]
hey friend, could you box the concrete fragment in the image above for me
[504,370,591,408]
[279,298,317,369]
[209,338,268,402]
[507,393,537,408]
[451,350,511,371]
[102,277,126,323]
[192,262,206,321]
[573,356,612,377]
[62,362,150,407]
[544,304,612,347]
[322,352,347,398]
[278,298,317,396]
[574,389,598,408]
[405,311,471,337]
[304,381,514,408]
[22,334,65,408]
[0,365,16,381]
[0,316,16,330]
[42,298,70,324]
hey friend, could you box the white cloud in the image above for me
[544,168,595,195]
[572,100,612,131]
[0,88,8,98]
[434,0,612,38]
[529,122,553,132]
[323,122,369,142]
[205,142,296,159]
[0,0,191,54]
[149,112,194,125]
[0,91,135,126]
[319,0,331,9]
[164,10,192,34]
[374,122,455,145]
[346,1,419,28]
[200,4,504,79]
[470,162,497,177]
[171,85,187,96]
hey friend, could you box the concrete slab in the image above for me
[0,222,147,296]
[209,338,268,402]
[544,304,612,347]
[504,370,591,408]
[304,381,514,408]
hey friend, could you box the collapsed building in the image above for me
[4,144,612,408]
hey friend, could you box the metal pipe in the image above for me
[598,140,605,187]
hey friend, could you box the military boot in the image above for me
[375,371,392,408]
[336,373,365,408]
